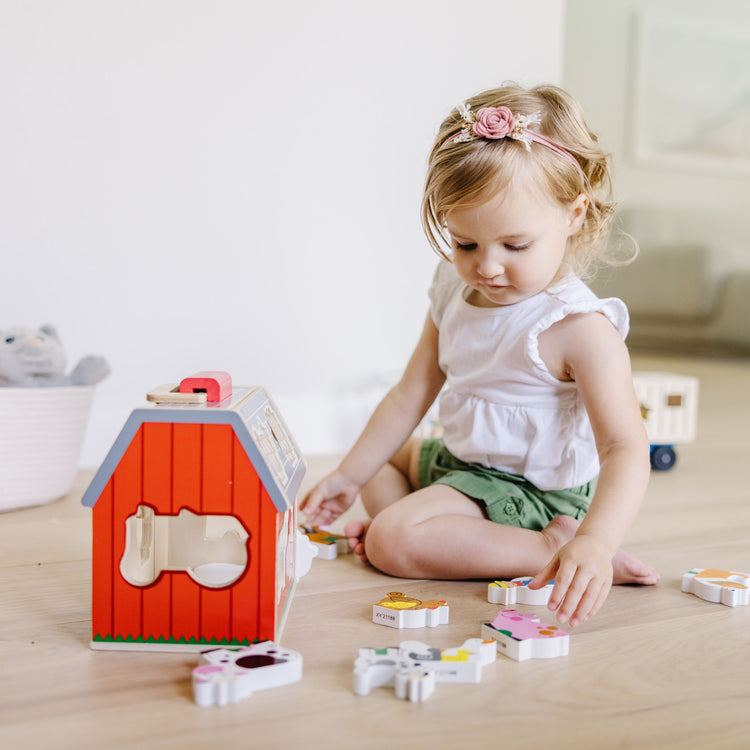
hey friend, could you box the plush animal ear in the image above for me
[39,324,60,340]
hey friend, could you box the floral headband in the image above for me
[448,104,586,181]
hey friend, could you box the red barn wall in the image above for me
[92,422,279,646]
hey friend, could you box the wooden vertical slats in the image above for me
[141,422,173,642]
[171,423,203,642]
[199,424,233,642]
[110,427,144,640]
[91,412,288,648]
[91,481,114,640]
[229,433,260,643]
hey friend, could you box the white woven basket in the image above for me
[0,386,94,511]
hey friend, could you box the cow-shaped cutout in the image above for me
[120,504,249,589]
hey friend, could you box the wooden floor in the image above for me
[2,353,750,750]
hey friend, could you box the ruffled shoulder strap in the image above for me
[527,277,629,377]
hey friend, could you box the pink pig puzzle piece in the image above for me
[481,608,569,662]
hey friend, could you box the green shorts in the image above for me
[418,438,595,531]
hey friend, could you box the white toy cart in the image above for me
[632,372,699,470]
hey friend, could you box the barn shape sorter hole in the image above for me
[81,372,312,652]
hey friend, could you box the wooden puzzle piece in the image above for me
[488,576,554,606]
[193,641,303,707]
[481,609,569,662]
[353,638,496,702]
[372,592,449,628]
[681,568,750,607]
[294,529,319,580]
[299,525,352,560]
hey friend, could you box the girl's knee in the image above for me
[364,514,415,577]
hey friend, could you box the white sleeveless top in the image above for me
[429,262,629,490]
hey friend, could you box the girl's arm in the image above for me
[300,312,445,526]
[531,311,651,625]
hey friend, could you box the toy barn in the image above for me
[81,372,309,651]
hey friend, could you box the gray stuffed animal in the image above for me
[0,325,110,387]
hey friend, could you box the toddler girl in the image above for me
[301,83,659,627]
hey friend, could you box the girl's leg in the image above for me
[359,437,423,517]
[349,483,658,585]
[344,437,423,559]
[345,437,658,584]
[360,484,577,580]
[347,436,570,577]
[347,435,558,576]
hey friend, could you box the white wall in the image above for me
[564,0,750,217]
[1,0,565,464]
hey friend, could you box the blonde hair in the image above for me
[421,83,627,278]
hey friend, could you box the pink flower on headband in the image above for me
[472,106,515,139]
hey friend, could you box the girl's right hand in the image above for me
[299,470,360,527]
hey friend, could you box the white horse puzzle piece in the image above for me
[353,638,496,702]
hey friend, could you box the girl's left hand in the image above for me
[529,535,614,627]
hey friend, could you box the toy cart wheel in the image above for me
[650,445,676,471]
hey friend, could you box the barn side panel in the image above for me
[170,422,203,643]
[111,427,145,641]
[275,505,298,636]
[229,435,261,644]
[199,424,234,643]
[140,422,173,643]
[91,481,114,641]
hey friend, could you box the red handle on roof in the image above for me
[179,371,232,402]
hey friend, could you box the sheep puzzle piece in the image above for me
[193,640,302,707]
[299,525,352,560]
[353,638,496,702]
[481,609,569,662]
[372,592,449,628]
[488,576,554,606]
[681,568,750,607]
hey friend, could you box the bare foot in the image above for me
[541,515,659,586]
[343,518,371,564]
[612,549,660,585]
